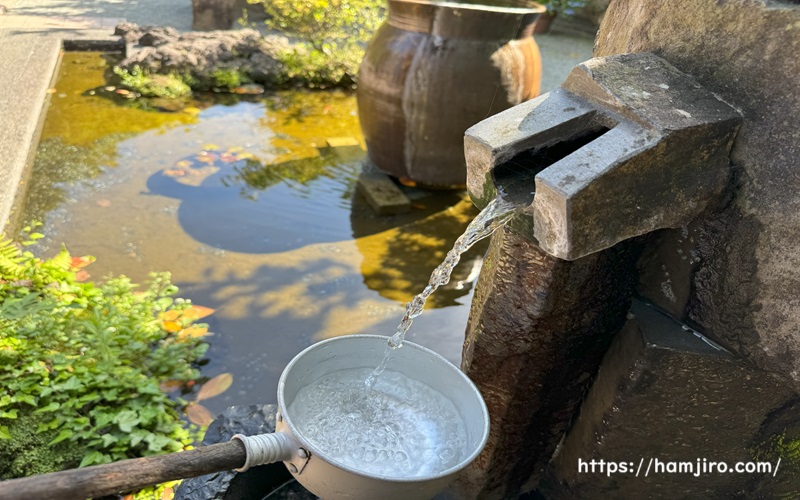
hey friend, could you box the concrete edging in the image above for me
[0,31,124,233]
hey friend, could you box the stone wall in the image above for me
[595,0,800,388]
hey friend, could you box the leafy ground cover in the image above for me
[0,225,226,497]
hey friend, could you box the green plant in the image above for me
[209,68,250,89]
[248,0,385,86]
[113,66,192,98]
[0,225,210,479]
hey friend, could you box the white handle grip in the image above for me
[231,432,296,471]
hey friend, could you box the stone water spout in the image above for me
[454,53,743,499]
[466,53,741,260]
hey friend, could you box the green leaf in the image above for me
[34,402,60,413]
[49,428,74,445]
[130,428,149,447]
[145,433,173,452]
[0,408,18,419]
[100,433,118,447]
[0,425,10,439]
[114,410,140,433]
[16,394,36,406]
[79,450,106,468]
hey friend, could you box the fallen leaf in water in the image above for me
[186,403,214,426]
[197,373,233,401]
[161,487,174,500]
[182,305,215,321]
[75,270,90,282]
[70,255,96,269]
[219,152,237,163]
[164,168,187,177]
[236,152,255,160]
[175,160,191,168]
[202,143,220,151]
[176,166,219,187]
[96,199,112,208]
[231,83,265,95]
[179,326,209,340]
[163,320,182,333]
[46,88,57,94]
[104,86,116,92]
[159,379,183,392]
[183,106,200,115]
[196,154,216,164]
[115,89,131,96]
[160,310,181,322]
[226,146,244,153]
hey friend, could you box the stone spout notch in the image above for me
[465,53,742,261]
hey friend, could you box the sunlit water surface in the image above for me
[19,53,488,415]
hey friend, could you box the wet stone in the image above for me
[537,301,800,499]
[452,227,639,499]
[356,161,411,215]
[174,405,295,500]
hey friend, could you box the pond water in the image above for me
[19,53,487,415]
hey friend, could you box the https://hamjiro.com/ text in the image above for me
[577,457,781,478]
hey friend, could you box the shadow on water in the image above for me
[144,148,362,254]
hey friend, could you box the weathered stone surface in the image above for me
[452,227,639,499]
[356,161,411,215]
[595,1,800,386]
[174,405,293,500]
[191,0,237,31]
[537,301,800,498]
[465,53,741,260]
[114,22,289,88]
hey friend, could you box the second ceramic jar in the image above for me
[357,0,546,187]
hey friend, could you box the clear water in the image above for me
[20,53,490,415]
[289,367,468,478]
[366,196,519,388]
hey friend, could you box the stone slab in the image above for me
[356,162,411,215]
[325,137,360,149]
[0,33,61,232]
[537,301,800,498]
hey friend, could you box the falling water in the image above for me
[365,196,519,388]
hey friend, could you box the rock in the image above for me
[595,0,800,391]
[356,162,411,215]
[537,301,800,498]
[115,23,290,88]
[451,227,640,499]
[174,405,294,500]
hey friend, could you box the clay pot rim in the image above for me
[389,0,546,15]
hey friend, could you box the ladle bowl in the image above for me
[268,334,490,500]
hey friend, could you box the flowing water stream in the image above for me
[365,196,519,388]
[292,196,519,476]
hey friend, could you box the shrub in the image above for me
[0,225,209,480]
[209,68,250,89]
[113,66,192,98]
[247,0,385,86]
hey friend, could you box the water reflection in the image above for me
[146,146,362,253]
[351,194,487,308]
[21,52,484,413]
